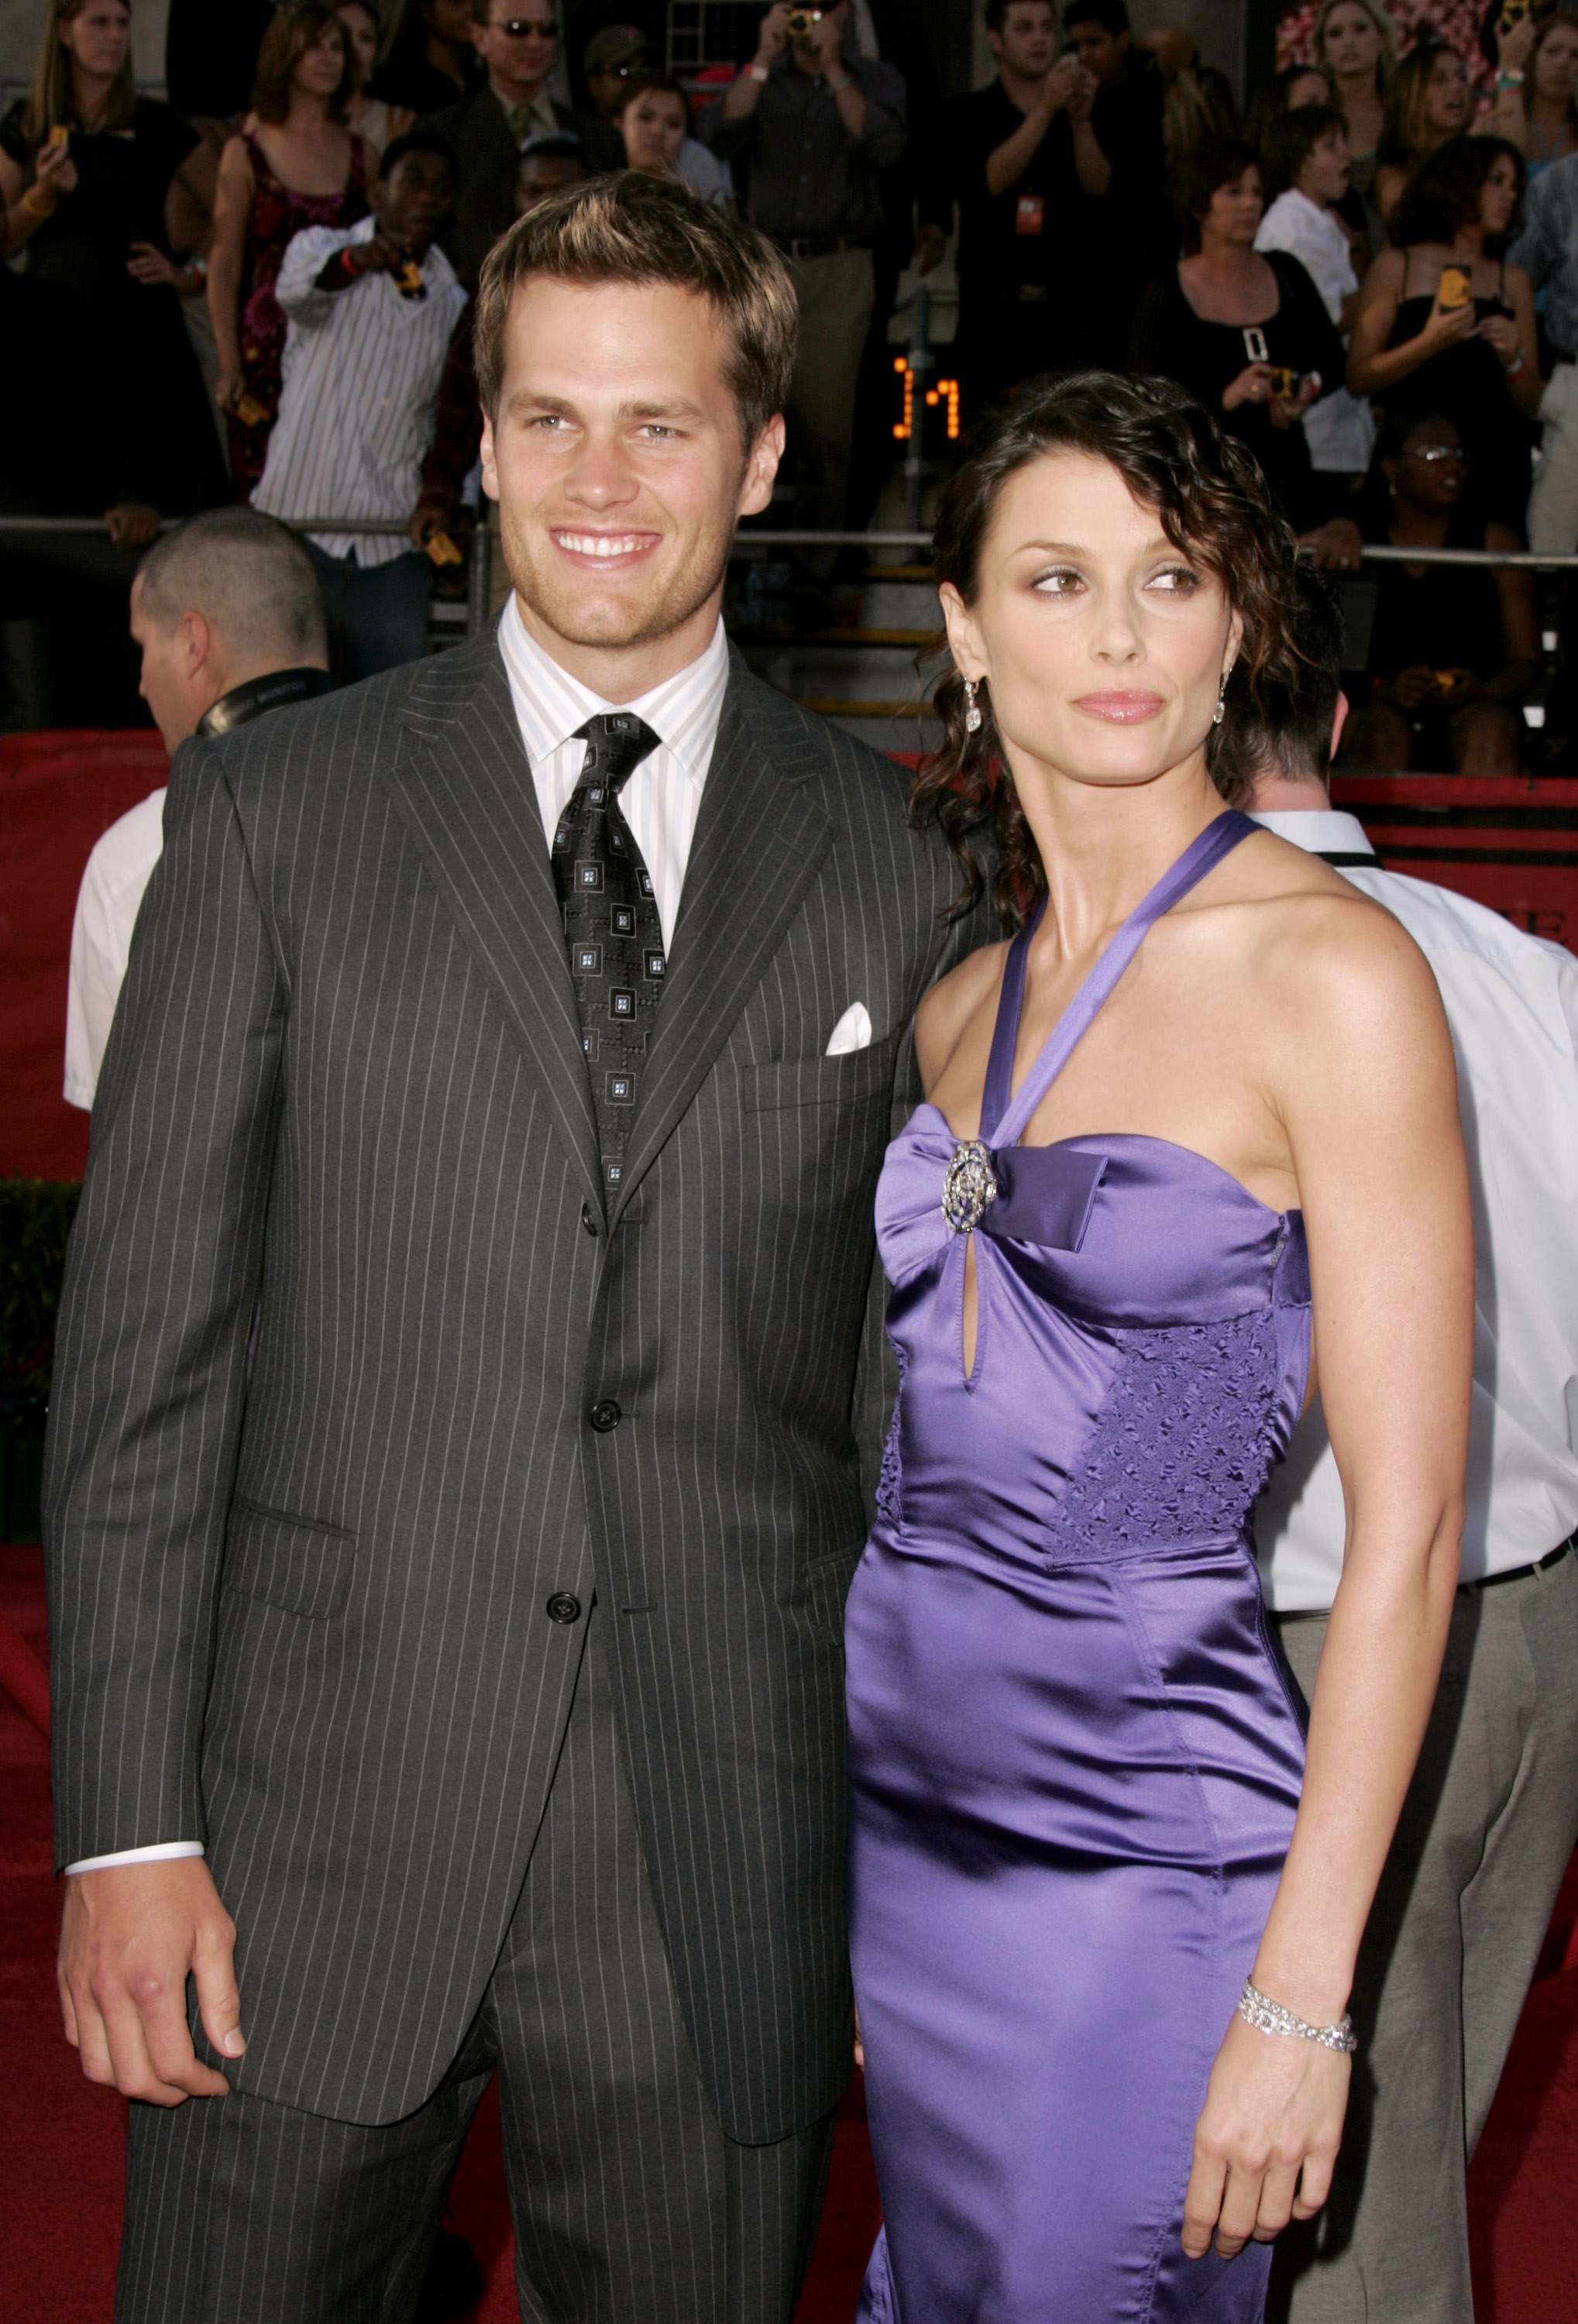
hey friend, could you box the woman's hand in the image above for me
[214,363,243,413]
[1269,373,1321,429]
[1182,2014,1349,2261]
[1496,10,1538,72]
[31,136,77,208]
[127,241,194,290]
[1223,363,1277,412]
[1477,311,1521,364]
[1420,294,1479,353]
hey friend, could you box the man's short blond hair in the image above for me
[473,174,798,453]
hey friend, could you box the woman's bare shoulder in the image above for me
[916,938,1009,1097]
[1235,830,1448,1047]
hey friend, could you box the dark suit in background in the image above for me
[424,84,622,284]
[45,630,979,2320]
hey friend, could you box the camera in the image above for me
[787,8,823,33]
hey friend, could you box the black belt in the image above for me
[1460,1533,1575,1592]
[768,232,872,259]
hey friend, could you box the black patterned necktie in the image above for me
[552,713,665,1198]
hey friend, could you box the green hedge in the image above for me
[2,1177,81,1543]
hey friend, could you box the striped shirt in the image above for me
[1511,152,1578,356]
[497,593,731,948]
[254,216,468,568]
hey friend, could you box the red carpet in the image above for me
[2,1545,1576,2322]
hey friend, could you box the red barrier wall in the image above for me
[4,740,1577,1187]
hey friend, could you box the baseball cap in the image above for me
[583,24,646,74]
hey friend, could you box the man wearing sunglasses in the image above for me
[424,0,620,284]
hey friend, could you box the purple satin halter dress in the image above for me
[847,814,1312,2322]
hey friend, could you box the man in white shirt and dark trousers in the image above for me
[1230,566,1578,2323]
[253,132,468,683]
[66,508,332,1109]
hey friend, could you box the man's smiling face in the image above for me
[480,276,782,690]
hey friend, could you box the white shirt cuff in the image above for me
[64,1841,205,1875]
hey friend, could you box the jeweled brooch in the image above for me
[941,1139,999,1235]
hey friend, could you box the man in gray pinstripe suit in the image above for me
[45,177,982,2322]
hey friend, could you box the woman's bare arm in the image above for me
[205,135,254,403]
[1346,247,1476,394]
[1184,895,1472,2261]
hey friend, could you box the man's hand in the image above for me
[408,497,452,550]
[349,231,407,276]
[58,1857,244,2106]
[104,502,161,548]
[755,1,793,68]
[1038,55,1082,118]
[1063,63,1098,126]
[799,8,846,78]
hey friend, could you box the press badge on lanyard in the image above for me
[1016,193,1045,235]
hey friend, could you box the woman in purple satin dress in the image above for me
[845,375,1475,2322]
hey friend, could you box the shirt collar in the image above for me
[497,592,731,788]
[1250,808,1378,860]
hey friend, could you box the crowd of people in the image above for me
[6,0,1578,751]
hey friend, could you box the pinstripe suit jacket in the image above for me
[44,631,982,2140]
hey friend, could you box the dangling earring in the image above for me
[1213,665,1231,726]
[963,676,983,735]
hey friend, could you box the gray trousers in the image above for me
[1268,1546,1578,2323]
[115,1607,836,2324]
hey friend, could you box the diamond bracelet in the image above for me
[1238,1978,1358,2055]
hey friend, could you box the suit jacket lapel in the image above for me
[611,672,833,1224]
[384,641,604,1216]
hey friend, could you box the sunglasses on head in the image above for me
[496,14,559,35]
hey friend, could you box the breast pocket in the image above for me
[741,1040,899,1115]
[222,1499,356,1620]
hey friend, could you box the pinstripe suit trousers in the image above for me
[115,1604,837,2324]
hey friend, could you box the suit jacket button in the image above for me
[545,1592,582,1624]
[590,1397,622,1432]
[581,1203,598,1235]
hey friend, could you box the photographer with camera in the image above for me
[700,0,904,600]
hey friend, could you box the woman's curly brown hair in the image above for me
[915,370,1305,930]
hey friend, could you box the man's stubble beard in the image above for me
[498,495,737,652]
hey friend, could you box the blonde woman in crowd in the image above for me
[1313,0,1395,211]
[1373,36,1472,222]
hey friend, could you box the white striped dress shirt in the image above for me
[497,593,731,949]
[253,217,468,568]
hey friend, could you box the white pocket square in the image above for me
[825,1002,873,1056]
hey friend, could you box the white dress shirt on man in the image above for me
[252,217,468,567]
[64,788,168,1110]
[1253,809,1578,1607]
[1254,190,1376,476]
[496,591,731,949]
